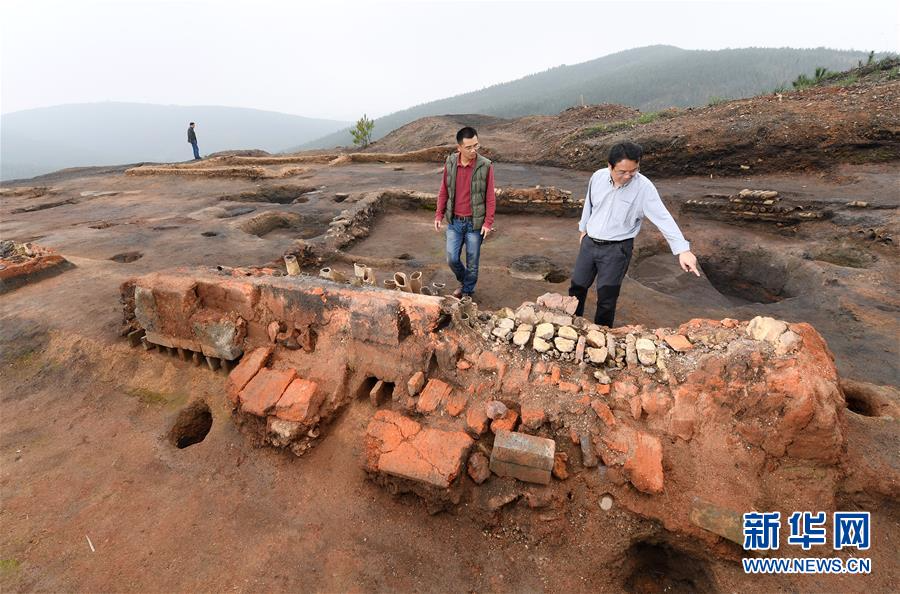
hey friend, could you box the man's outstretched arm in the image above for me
[643,185,700,276]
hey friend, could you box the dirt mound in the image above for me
[206,149,272,158]
[0,241,73,293]
[367,114,511,153]
[364,62,900,177]
[371,104,640,163]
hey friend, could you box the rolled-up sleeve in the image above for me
[641,185,690,254]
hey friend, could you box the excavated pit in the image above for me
[236,210,325,239]
[221,185,317,204]
[110,251,143,263]
[697,248,798,305]
[167,401,213,449]
[621,541,717,594]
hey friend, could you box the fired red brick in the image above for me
[226,346,274,403]
[275,378,322,423]
[416,378,452,414]
[240,367,297,417]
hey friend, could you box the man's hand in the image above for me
[434,219,442,232]
[480,225,492,238]
[678,251,701,276]
[579,231,586,243]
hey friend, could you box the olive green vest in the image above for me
[444,152,492,230]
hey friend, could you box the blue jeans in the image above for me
[445,217,483,295]
[190,141,200,159]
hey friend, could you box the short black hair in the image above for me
[456,126,478,144]
[189,122,195,126]
[608,141,643,166]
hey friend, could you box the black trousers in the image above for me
[568,236,634,327]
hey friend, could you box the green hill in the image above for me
[299,45,885,150]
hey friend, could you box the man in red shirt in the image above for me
[433,127,496,298]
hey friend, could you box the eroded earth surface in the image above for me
[1,72,899,594]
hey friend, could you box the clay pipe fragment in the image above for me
[394,272,410,292]
[383,279,397,290]
[320,267,347,283]
[284,254,301,276]
[409,271,423,293]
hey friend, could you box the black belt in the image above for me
[452,215,472,221]
[590,237,630,245]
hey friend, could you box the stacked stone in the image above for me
[481,293,720,385]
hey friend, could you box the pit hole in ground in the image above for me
[237,211,325,239]
[201,231,219,237]
[222,185,317,204]
[622,541,717,594]
[846,395,877,417]
[840,381,898,418]
[168,401,212,449]
[508,255,568,283]
[110,251,143,263]
[697,248,797,305]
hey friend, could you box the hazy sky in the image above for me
[2,0,898,120]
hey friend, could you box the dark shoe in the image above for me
[452,287,463,298]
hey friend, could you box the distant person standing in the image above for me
[433,126,496,299]
[569,141,700,327]
[187,122,200,160]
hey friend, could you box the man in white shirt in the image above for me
[569,141,700,327]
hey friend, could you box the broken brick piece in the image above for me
[446,392,468,417]
[591,400,616,427]
[520,407,546,430]
[549,365,561,384]
[476,351,501,373]
[664,334,693,352]
[467,451,491,484]
[275,378,322,424]
[623,432,664,494]
[558,381,581,394]
[407,371,425,397]
[465,404,490,436]
[240,367,297,417]
[364,410,473,488]
[552,453,569,480]
[416,378,452,414]
[226,346,274,403]
[490,409,519,433]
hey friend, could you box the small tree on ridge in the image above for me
[350,114,375,148]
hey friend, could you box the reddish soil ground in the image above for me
[1,154,897,591]
[2,64,898,589]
